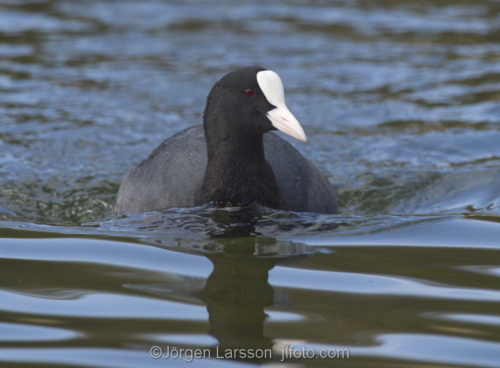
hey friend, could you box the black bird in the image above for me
[116,67,337,214]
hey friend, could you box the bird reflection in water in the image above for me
[127,207,316,363]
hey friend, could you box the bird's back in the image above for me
[115,125,337,214]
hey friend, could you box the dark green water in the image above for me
[1,0,500,367]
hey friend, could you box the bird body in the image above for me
[116,67,337,215]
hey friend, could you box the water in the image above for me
[1,0,500,367]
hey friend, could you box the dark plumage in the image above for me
[116,67,337,214]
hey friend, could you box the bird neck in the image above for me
[200,123,281,209]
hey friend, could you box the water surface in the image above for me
[1,0,500,367]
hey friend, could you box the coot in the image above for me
[116,67,337,214]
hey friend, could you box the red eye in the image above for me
[244,89,255,97]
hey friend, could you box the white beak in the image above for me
[257,70,307,142]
